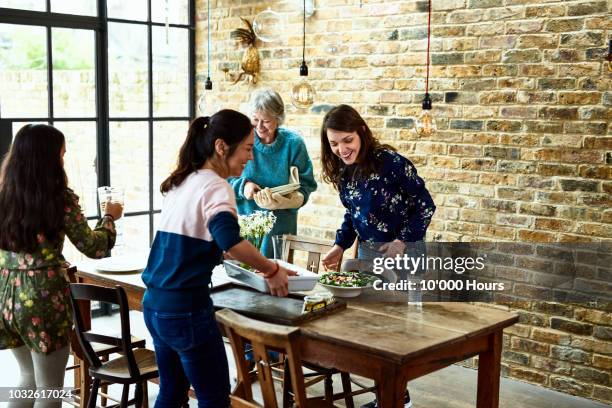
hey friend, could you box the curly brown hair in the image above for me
[320,104,395,189]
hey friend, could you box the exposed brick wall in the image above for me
[194,0,611,403]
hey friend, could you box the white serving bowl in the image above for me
[319,283,369,298]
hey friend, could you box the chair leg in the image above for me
[134,382,143,408]
[88,378,100,408]
[120,384,130,408]
[324,374,334,402]
[100,355,109,407]
[282,359,293,408]
[142,381,149,408]
[340,372,355,408]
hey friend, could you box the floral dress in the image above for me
[0,189,116,354]
[334,149,436,249]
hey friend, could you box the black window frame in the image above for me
[0,0,196,245]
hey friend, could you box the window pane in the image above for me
[52,28,96,118]
[0,24,48,118]
[0,0,45,11]
[151,0,188,25]
[107,0,148,21]
[51,0,96,16]
[152,26,188,117]
[108,23,149,118]
[153,121,187,209]
[109,121,149,213]
[55,121,98,218]
[121,215,151,254]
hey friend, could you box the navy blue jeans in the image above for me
[143,306,230,408]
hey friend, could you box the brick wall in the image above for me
[194,0,611,403]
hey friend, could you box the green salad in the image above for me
[319,271,377,288]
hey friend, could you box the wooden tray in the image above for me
[211,282,346,325]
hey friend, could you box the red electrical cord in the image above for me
[425,0,431,94]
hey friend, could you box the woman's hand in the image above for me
[244,182,261,200]
[322,244,344,271]
[378,239,405,259]
[265,263,297,297]
[104,201,123,221]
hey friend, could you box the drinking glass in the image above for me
[97,186,125,252]
[271,235,285,260]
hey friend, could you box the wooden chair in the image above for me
[279,235,364,408]
[65,266,148,408]
[69,283,158,408]
[217,308,336,408]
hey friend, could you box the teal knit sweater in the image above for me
[228,127,317,257]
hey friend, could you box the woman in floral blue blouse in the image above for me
[320,104,436,271]
[0,124,122,407]
[319,105,435,408]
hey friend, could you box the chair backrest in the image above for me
[216,309,308,408]
[282,234,340,273]
[69,283,141,378]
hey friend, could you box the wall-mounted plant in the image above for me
[223,18,260,85]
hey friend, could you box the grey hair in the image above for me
[247,88,285,125]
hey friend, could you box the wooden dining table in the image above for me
[73,259,518,408]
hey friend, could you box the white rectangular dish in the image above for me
[223,260,318,293]
[269,183,300,195]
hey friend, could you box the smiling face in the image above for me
[252,110,278,143]
[327,129,361,165]
[226,128,255,177]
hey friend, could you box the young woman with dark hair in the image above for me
[319,105,435,408]
[142,109,294,407]
[0,124,122,407]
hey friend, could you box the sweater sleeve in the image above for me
[227,176,248,202]
[209,211,243,251]
[334,208,357,250]
[393,157,436,242]
[290,136,318,206]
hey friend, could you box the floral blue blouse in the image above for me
[334,149,436,249]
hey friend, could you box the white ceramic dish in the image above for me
[94,256,146,274]
[223,260,318,293]
[319,283,372,298]
[269,183,300,195]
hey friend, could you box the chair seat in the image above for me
[92,336,146,356]
[90,348,158,383]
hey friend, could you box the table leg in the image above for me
[376,371,405,408]
[477,331,502,408]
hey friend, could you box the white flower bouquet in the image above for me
[238,210,276,251]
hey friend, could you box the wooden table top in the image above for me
[75,258,518,364]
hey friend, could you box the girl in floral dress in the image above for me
[0,124,122,407]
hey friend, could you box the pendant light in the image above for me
[415,0,437,137]
[197,0,216,115]
[291,0,315,109]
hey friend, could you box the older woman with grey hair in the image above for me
[229,88,317,258]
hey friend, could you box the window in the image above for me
[0,1,195,260]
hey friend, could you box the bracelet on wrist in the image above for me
[263,261,279,279]
[104,213,115,221]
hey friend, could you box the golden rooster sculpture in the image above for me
[224,18,260,85]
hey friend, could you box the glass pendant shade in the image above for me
[291,79,315,109]
[197,93,220,117]
[253,9,282,42]
[415,109,437,137]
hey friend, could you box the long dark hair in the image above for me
[0,124,68,252]
[320,104,395,189]
[161,109,253,193]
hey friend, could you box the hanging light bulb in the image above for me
[414,0,436,137]
[415,93,436,137]
[198,0,218,116]
[291,0,315,109]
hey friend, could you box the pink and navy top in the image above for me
[142,170,242,312]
